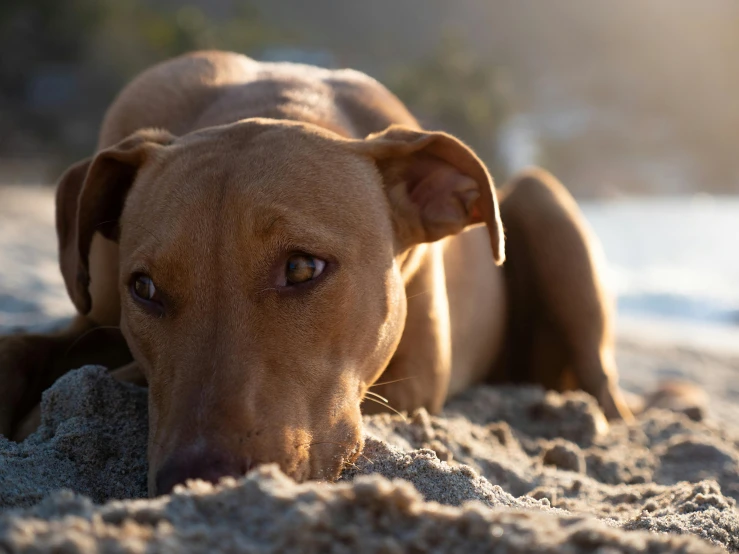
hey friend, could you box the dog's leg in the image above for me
[0,315,132,438]
[365,245,452,416]
[498,168,633,421]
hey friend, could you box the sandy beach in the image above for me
[1,185,737,552]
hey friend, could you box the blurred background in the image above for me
[1,0,738,354]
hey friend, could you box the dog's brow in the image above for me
[263,215,283,234]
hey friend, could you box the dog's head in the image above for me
[56,119,504,496]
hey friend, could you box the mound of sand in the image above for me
[1,366,738,552]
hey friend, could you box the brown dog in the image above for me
[0,50,632,496]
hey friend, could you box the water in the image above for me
[581,196,739,353]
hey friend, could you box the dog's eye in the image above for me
[285,254,326,285]
[131,274,158,302]
[130,274,165,316]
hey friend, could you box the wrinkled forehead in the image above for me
[121,122,392,256]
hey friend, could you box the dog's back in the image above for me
[99,50,418,150]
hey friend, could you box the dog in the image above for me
[0,50,633,496]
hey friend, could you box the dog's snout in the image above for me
[154,446,252,496]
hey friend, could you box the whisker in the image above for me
[306,440,352,448]
[303,441,372,463]
[358,453,373,464]
[405,289,433,301]
[370,376,418,388]
[362,396,407,421]
[364,390,389,403]
[64,325,121,357]
[93,219,118,230]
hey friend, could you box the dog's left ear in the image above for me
[351,125,505,264]
[56,128,175,314]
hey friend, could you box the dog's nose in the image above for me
[154,446,251,496]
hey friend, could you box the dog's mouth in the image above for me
[150,430,364,496]
[295,435,364,484]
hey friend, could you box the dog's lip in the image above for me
[322,438,364,482]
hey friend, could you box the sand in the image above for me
[1,366,737,553]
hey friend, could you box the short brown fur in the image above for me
[0,51,632,496]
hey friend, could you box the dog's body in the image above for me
[0,51,631,495]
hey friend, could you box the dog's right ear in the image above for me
[348,125,505,264]
[56,129,174,315]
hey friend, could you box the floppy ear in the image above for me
[351,125,505,264]
[55,128,174,315]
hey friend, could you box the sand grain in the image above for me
[1,367,737,552]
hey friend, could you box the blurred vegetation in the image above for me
[1,1,737,194]
[0,4,510,182]
[0,0,292,165]
[387,34,512,179]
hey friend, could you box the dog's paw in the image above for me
[643,381,708,422]
[597,381,636,424]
